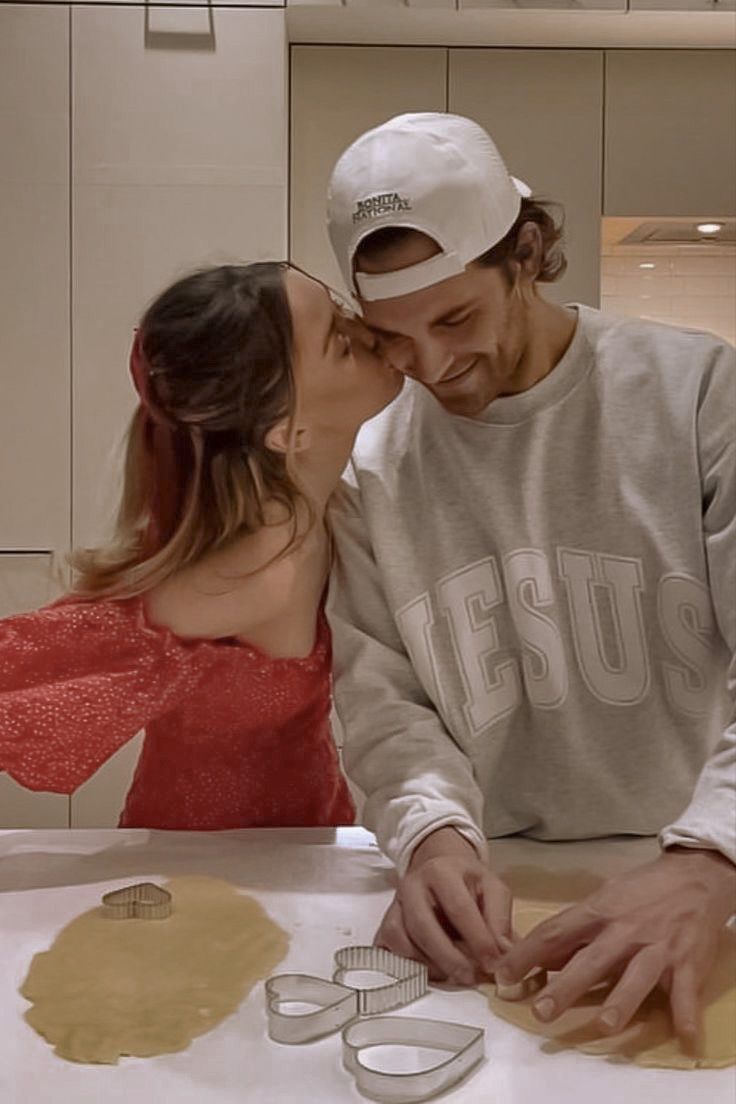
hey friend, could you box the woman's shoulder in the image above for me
[145,520,328,644]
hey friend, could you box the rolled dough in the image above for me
[21,874,289,1064]
[480,866,736,1070]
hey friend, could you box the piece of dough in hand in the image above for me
[21,875,289,1064]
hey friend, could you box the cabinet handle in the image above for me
[144,5,216,50]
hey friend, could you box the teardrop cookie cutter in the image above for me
[342,1015,485,1104]
[101,882,172,920]
[266,945,428,1043]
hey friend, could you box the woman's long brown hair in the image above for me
[71,262,312,598]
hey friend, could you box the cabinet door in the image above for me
[70,735,144,828]
[0,1,285,6]
[0,6,70,551]
[290,46,447,290]
[0,555,69,828]
[629,0,734,8]
[604,51,736,217]
[449,49,603,308]
[72,6,288,547]
[460,0,623,7]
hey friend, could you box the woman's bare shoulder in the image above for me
[145,522,326,642]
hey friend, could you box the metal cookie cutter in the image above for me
[266,975,357,1044]
[332,946,428,1016]
[101,882,172,920]
[266,946,428,1044]
[342,1015,485,1104]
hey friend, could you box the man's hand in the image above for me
[374,826,513,985]
[494,847,736,1050]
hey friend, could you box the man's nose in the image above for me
[405,339,454,385]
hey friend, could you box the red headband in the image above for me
[128,329,190,554]
[129,329,174,427]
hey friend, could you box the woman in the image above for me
[0,262,401,829]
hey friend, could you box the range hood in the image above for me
[617,220,736,247]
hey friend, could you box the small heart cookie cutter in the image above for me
[101,882,172,920]
[342,1015,485,1104]
[266,945,428,1043]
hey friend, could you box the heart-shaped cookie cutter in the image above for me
[266,974,358,1043]
[266,946,428,1044]
[265,947,484,1103]
[342,1015,485,1104]
[101,882,172,920]
[332,945,428,1016]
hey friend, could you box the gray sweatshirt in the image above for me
[328,305,736,875]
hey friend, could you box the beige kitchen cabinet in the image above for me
[460,0,623,7]
[63,4,289,824]
[288,1,454,6]
[604,50,736,217]
[72,5,288,547]
[290,46,447,292]
[70,734,144,828]
[0,1,284,6]
[449,49,604,308]
[0,554,69,827]
[0,5,70,552]
[0,548,140,829]
[629,0,734,8]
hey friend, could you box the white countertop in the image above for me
[0,827,732,1104]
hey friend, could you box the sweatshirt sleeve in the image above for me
[660,339,736,864]
[327,478,488,876]
[0,597,202,795]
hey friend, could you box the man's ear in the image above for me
[515,221,543,282]
[264,420,312,455]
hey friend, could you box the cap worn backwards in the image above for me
[327,112,531,302]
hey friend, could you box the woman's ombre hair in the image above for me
[71,262,312,598]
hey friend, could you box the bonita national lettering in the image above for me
[352,192,412,223]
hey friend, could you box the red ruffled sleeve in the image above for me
[0,597,214,795]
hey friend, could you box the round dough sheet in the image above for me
[21,874,289,1064]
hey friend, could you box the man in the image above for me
[325,112,736,1048]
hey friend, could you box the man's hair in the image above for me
[354,198,567,286]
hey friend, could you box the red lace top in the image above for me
[0,597,354,829]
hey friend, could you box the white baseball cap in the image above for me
[327,112,531,302]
